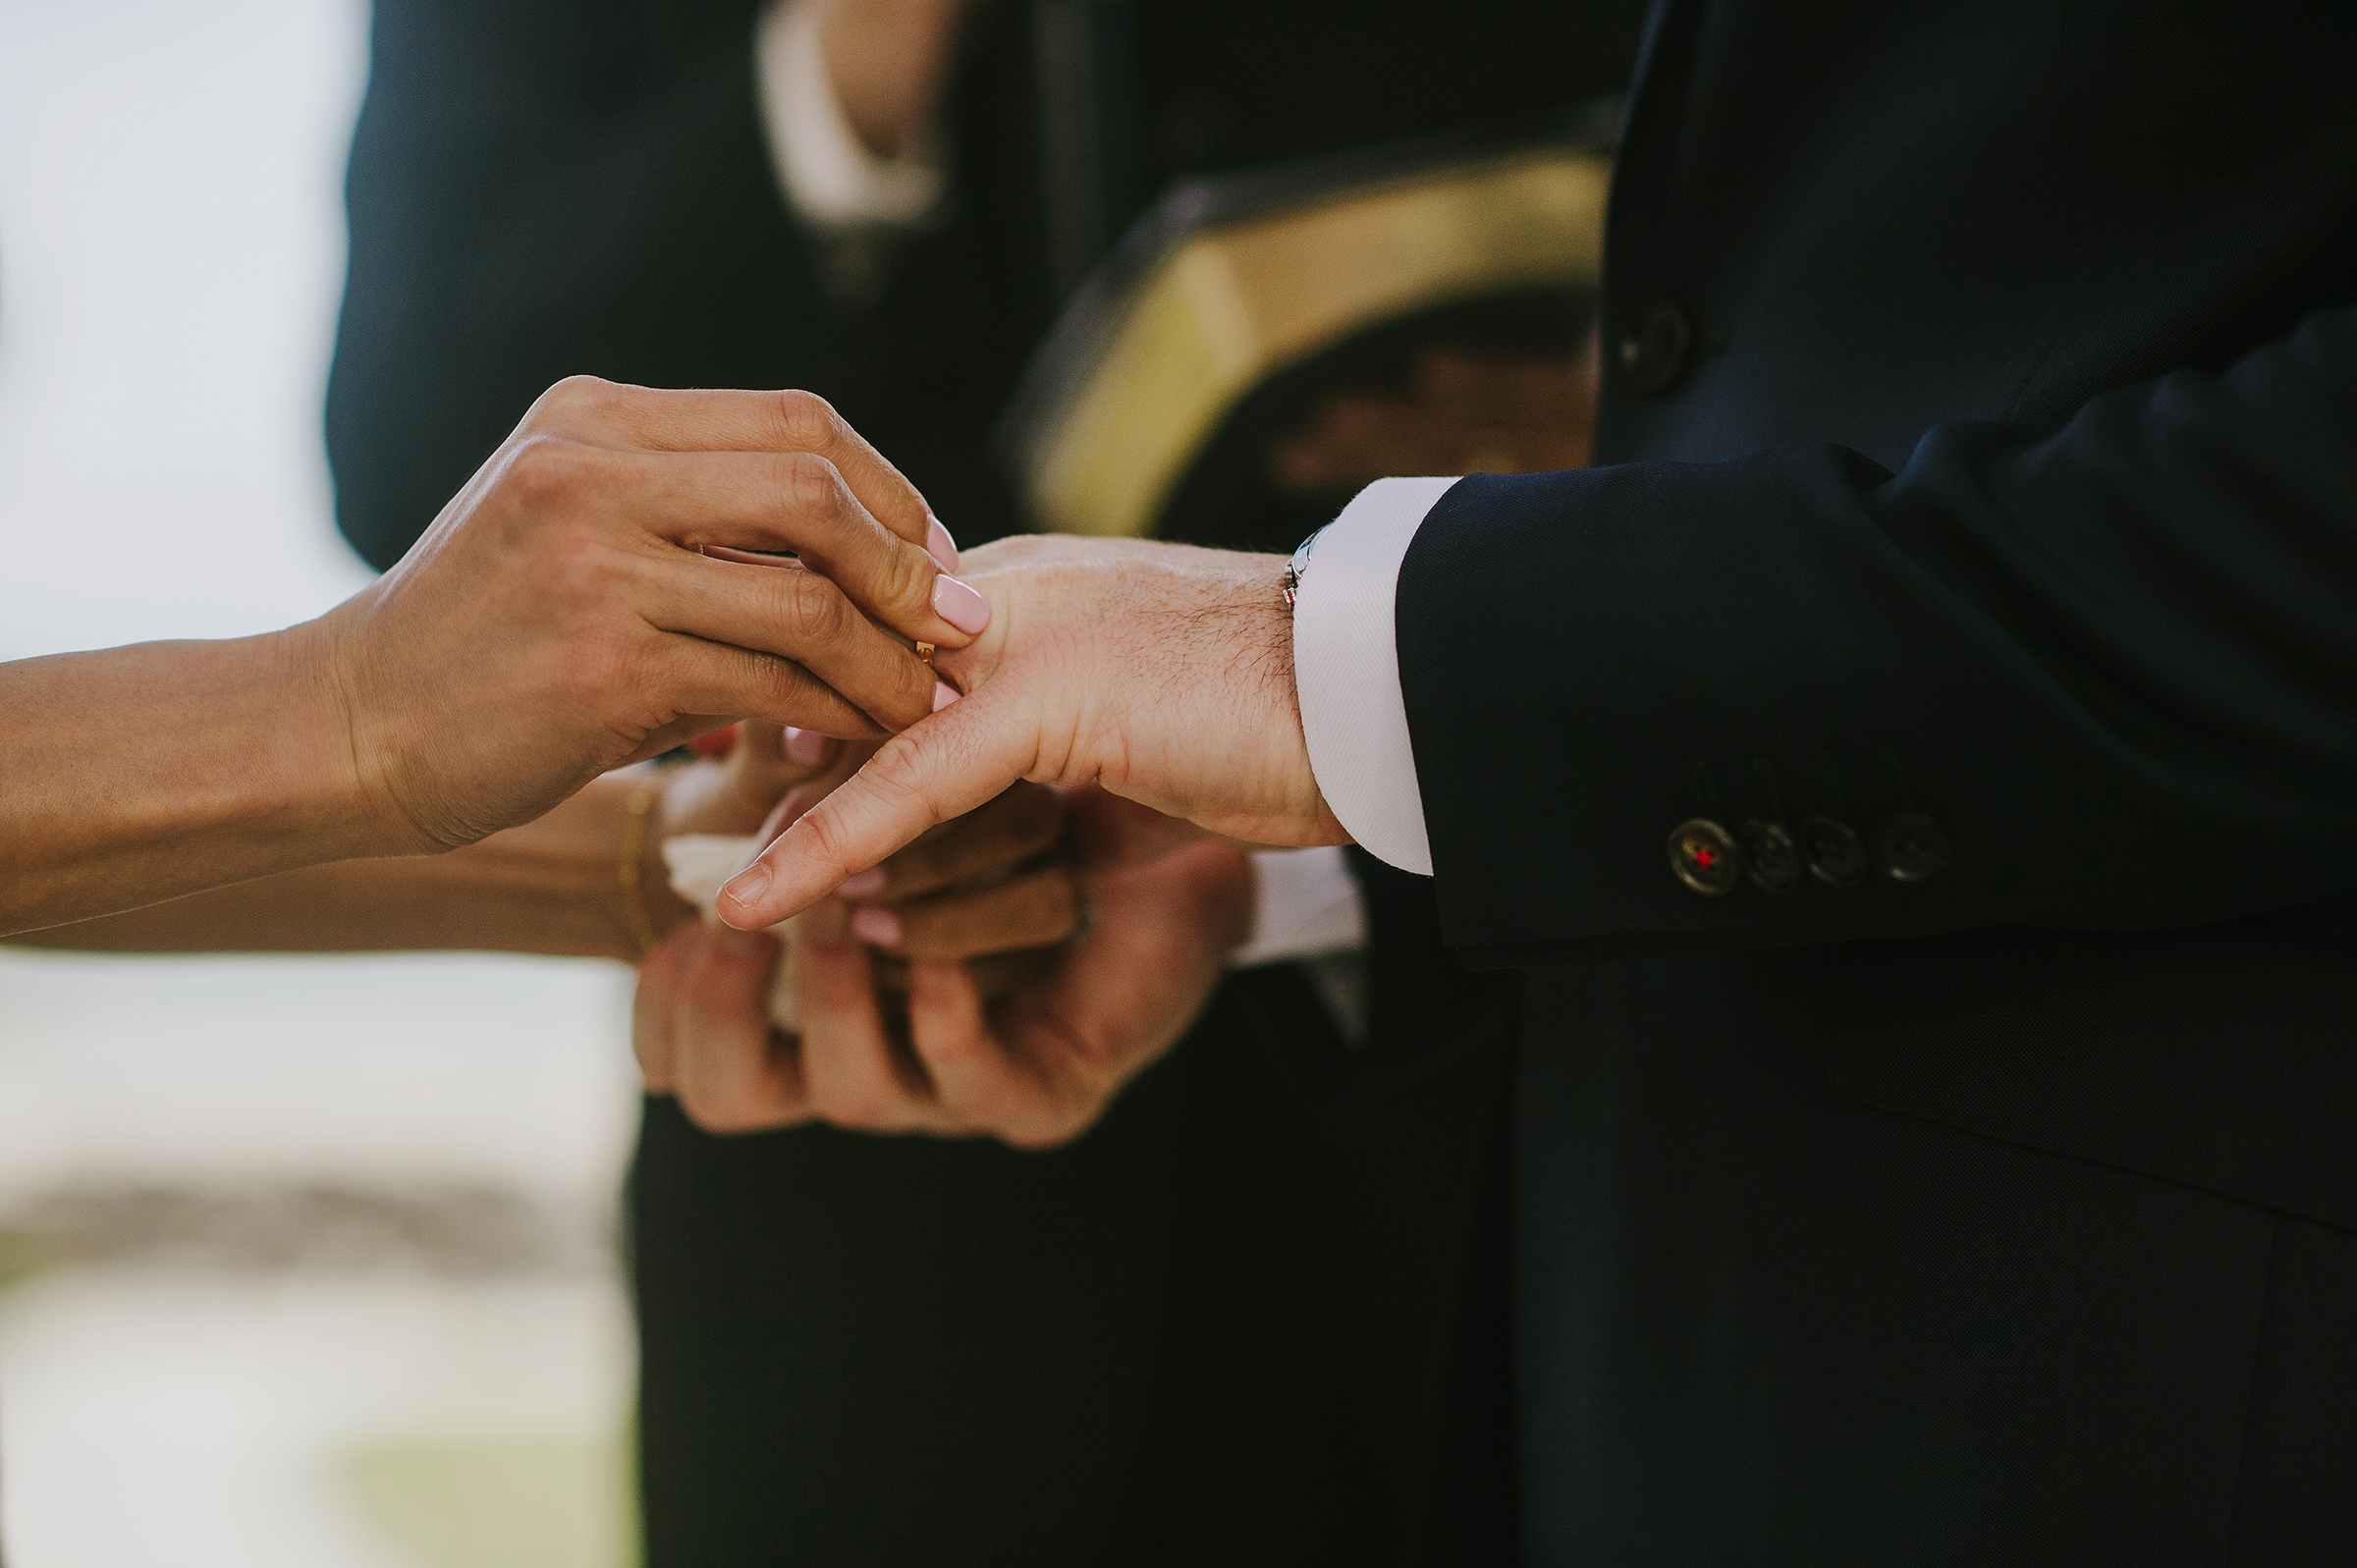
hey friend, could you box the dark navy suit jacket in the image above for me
[1398,2,2357,1559]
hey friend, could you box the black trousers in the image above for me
[628,964,1510,1567]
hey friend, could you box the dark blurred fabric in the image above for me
[328,2,1641,1561]
[328,0,1645,569]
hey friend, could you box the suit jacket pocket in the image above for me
[1819,918,2357,1234]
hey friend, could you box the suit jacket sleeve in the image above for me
[1397,303,2357,965]
[326,0,845,570]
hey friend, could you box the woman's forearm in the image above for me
[1,624,388,939]
[11,774,698,960]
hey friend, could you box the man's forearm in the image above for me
[13,774,694,960]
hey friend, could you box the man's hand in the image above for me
[638,786,1252,1147]
[315,377,989,855]
[716,534,1340,929]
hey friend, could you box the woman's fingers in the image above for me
[668,923,807,1135]
[867,784,1066,901]
[523,380,952,565]
[613,447,983,651]
[640,632,892,739]
[651,556,946,732]
[850,863,1079,961]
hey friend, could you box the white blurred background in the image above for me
[0,1,642,1562]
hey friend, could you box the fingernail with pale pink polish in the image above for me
[836,866,886,897]
[925,514,959,572]
[783,727,830,766]
[931,574,990,635]
[933,680,960,712]
[720,858,772,913]
[850,905,902,946]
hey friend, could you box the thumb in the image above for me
[717,684,1033,928]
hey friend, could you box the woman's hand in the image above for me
[320,377,986,857]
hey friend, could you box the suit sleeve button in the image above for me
[1872,812,1951,882]
[1669,818,1744,896]
[1617,301,1693,393]
[1741,820,1802,892]
[1800,816,1868,888]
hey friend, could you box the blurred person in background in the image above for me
[325,0,1643,1560]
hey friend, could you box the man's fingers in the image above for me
[718,692,1032,928]
[522,381,952,564]
[871,784,1067,901]
[793,904,949,1132]
[631,922,701,1093]
[904,959,1039,1140]
[853,863,1079,961]
[904,962,1088,1150]
[669,924,806,1135]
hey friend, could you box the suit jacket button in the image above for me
[1617,301,1692,393]
[1801,815,1868,888]
[1669,818,1744,896]
[1742,820,1802,893]
[1872,811,1951,881]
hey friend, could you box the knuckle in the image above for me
[497,434,603,516]
[879,743,952,819]
[777,574,850,647]
[545,530,625,600]
[558,626,645,709]
[795,804,861,879]
[742,650,815,715]
[775,451,852,526]
[529,374,628,429]
[772,389,844,451]
[878,536,936,616]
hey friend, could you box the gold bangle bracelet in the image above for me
[619,784,664,957]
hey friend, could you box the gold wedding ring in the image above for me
[914,641,936,668]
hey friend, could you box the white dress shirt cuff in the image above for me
[755,0,950,233]
[1231,846,1366,967]
[1290,475,1460,877]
